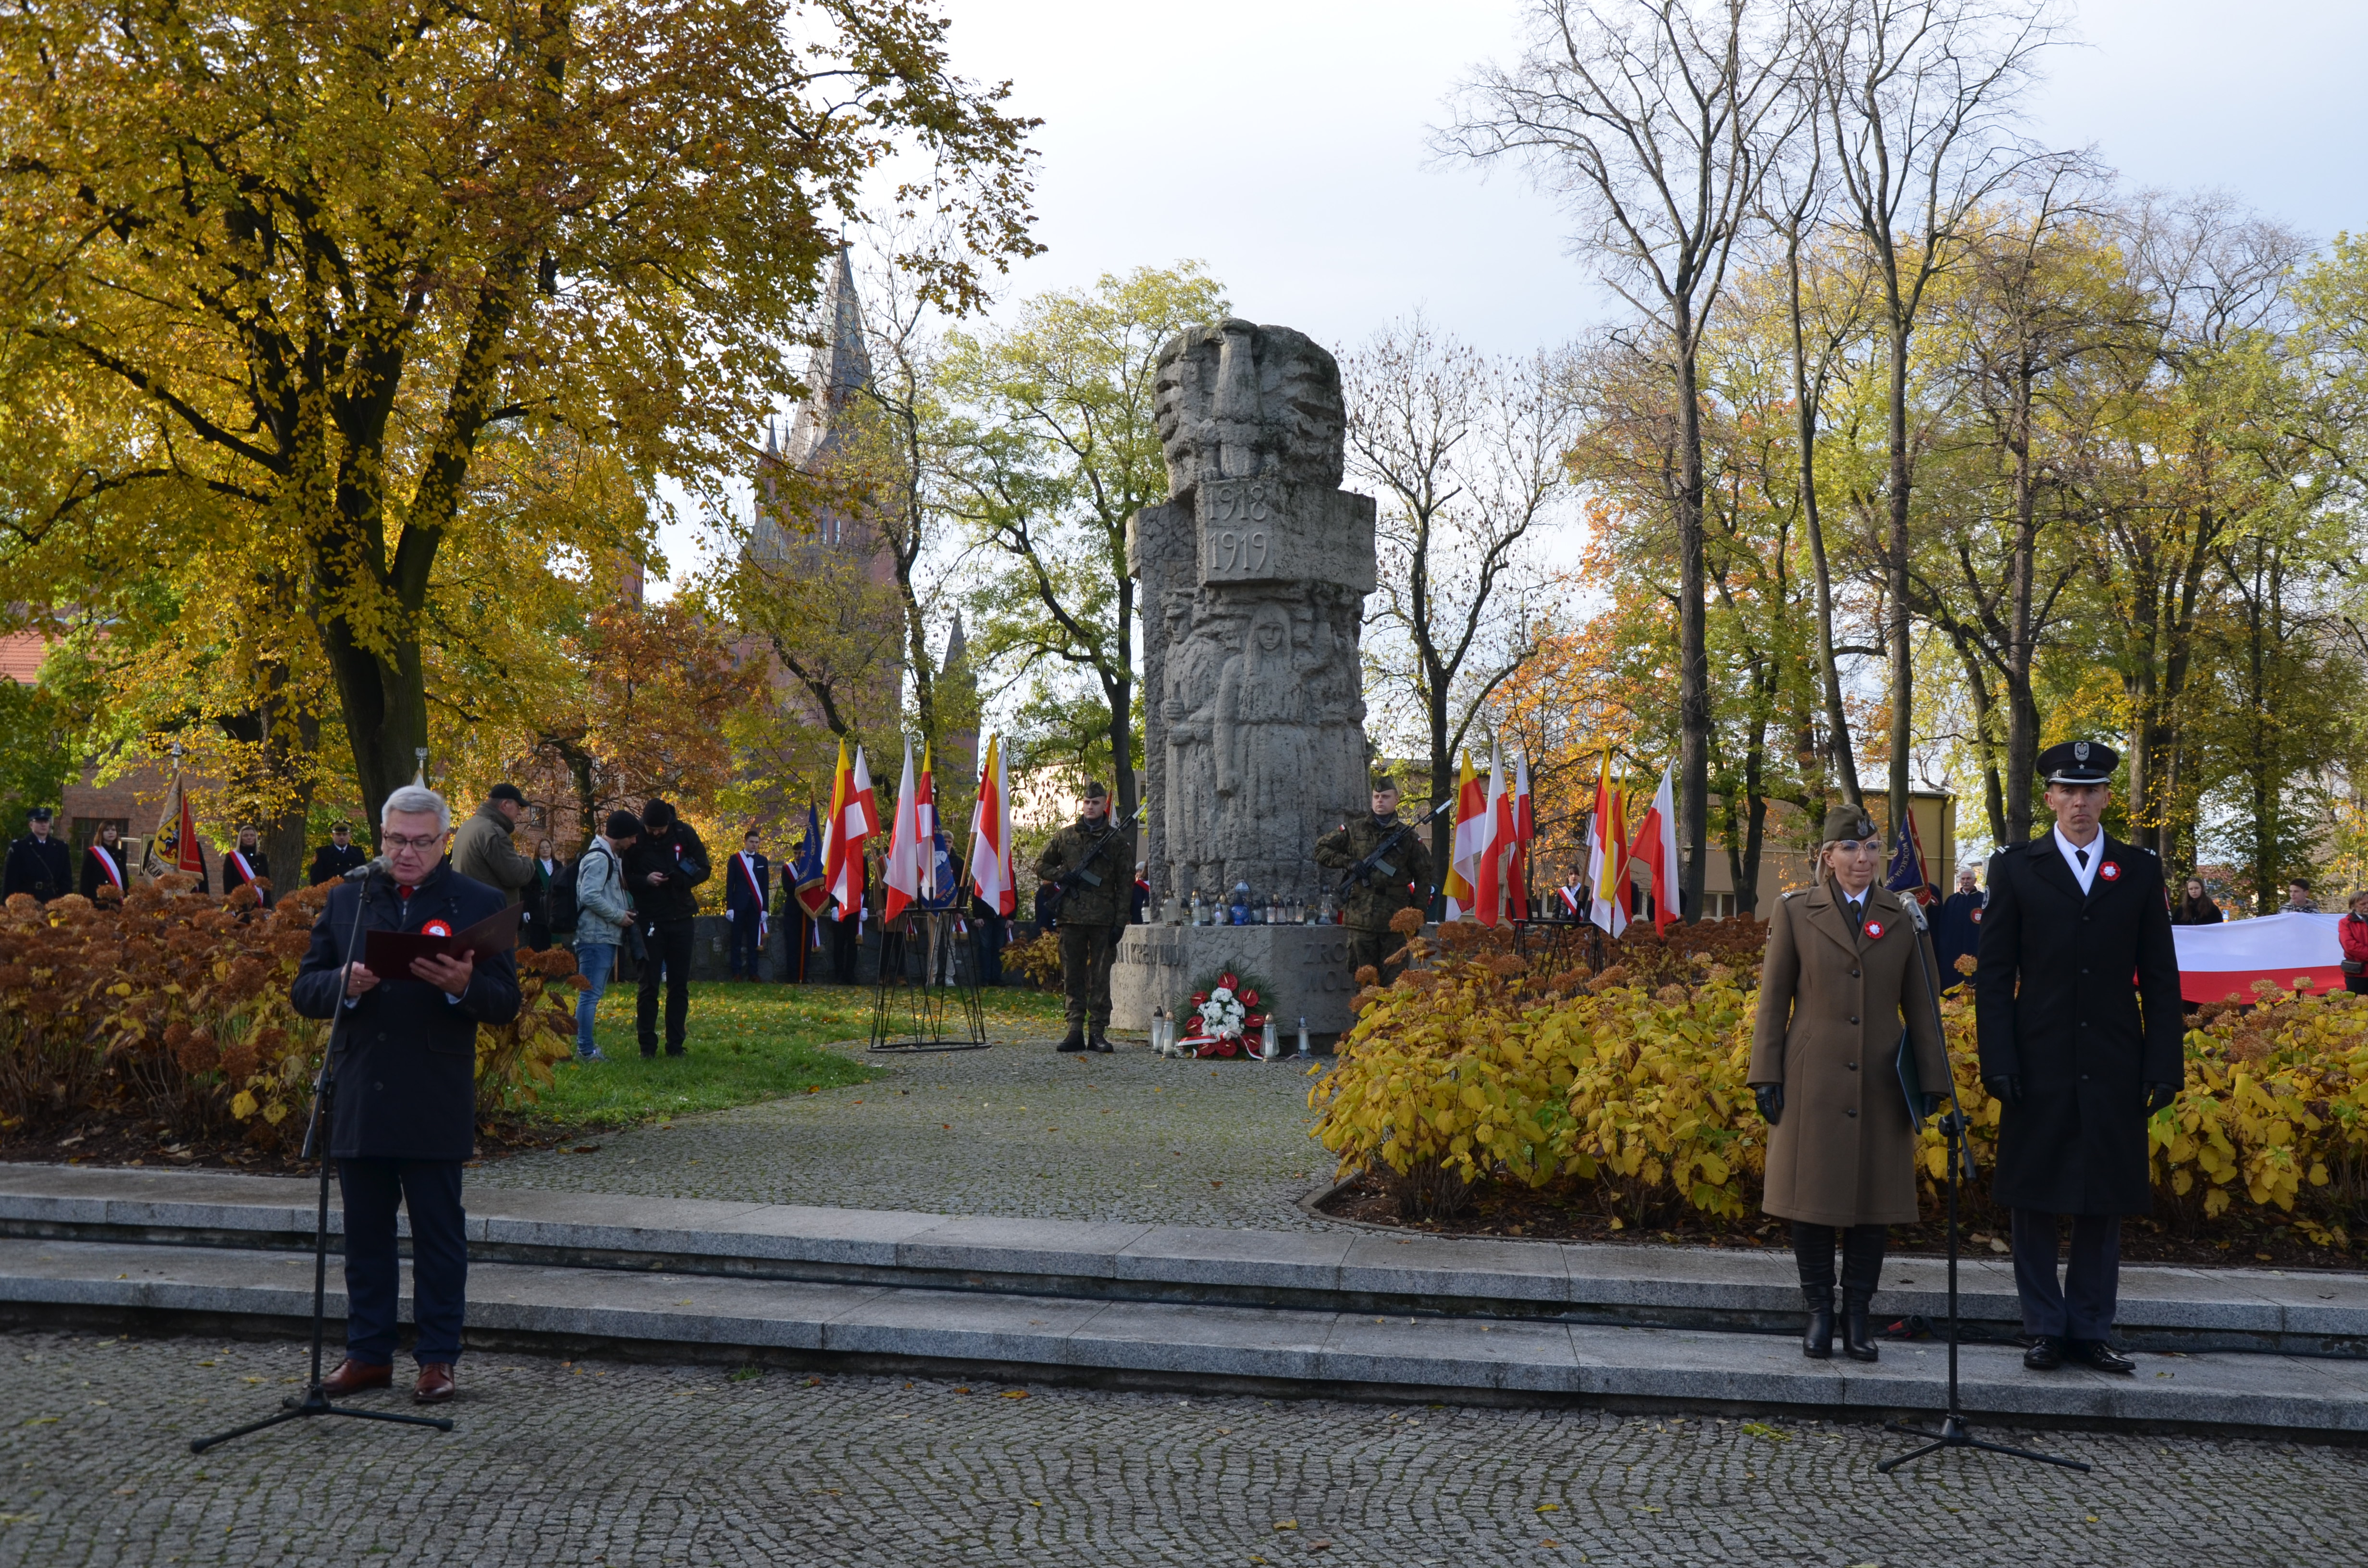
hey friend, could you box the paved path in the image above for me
[6,1330,2366,1567]
[474,1039,1338,1231]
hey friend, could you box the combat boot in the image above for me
[1088,1030,1114,1054]
[1057,1024,1087,1053]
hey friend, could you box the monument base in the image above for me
[1112,924,1367,1042]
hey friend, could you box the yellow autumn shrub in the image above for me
[1315,921,2368,1246]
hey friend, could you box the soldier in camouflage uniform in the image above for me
[1034,781,1131,1054]
[1313,774,1433,986]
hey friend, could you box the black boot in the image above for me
[1792,1222,1835,1360]
[1087,1030,1114,1054]
[1057,1025,1087,1053]
[1840,1223,1886,1362]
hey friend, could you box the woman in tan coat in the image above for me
[1749,806,1949,1362]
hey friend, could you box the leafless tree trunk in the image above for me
[1442,0,1798,923]
[1808,0,2062,841]
[1343,321,1578,887]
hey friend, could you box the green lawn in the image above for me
[524,981,1068,1128]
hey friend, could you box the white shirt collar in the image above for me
[2053,825,2102,894]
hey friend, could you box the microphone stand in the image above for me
[192,865,455,1453]
[1876,895,2085,1475]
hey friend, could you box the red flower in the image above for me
[1219,971,1240,991]
[1240,989,1260,1009]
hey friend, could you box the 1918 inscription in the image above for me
[1202,479,1282,580]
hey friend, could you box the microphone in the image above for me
[341,855,391,882]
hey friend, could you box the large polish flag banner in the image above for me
[2173,912,2346,1004]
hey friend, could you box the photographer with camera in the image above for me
[624,799,709,1057]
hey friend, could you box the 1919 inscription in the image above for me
[1202,479,1283,580]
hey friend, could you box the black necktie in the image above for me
[2075,847,2088,870]
[1848,898,1863,927]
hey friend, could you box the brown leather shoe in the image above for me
[413,1362,456,1404]
[321,1357,392,1397]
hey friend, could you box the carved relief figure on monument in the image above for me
[1162,591,1230,886]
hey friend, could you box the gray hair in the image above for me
[380,785,452,833]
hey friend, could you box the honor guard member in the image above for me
[220,825,271,905]
[3,807,71,903]
[1034,781,1128,1054]
[310,822,368,885]
[1313,773,1434,986]
[1975,739,2182,1375]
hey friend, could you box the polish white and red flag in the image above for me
[821,739,878,917]
[1473,743,1513,928]
[882,735,923,924]
[1509,752,1534,920]
[1628,760,1683,935]
[966,734,1015,917]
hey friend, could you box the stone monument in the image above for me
[1110,319,1380,1043]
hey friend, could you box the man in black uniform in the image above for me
[2,807,71,903]
[1033,781,1128,1054]
[1313,774,1433,986]
[724,829,770,981]
[1975,739,2183,1375]
[309,822,368,885]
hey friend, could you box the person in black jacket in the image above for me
[219,825,271,905]
[1975,740,2183,1378]
[309,823,368,885]
[3,807,72,903]
[288,785,520,1406]
[520,836,559,952]
[623,799,709,1056]
[79,821,130,899]
[1934,867,1985,989]
[724,829,769,981]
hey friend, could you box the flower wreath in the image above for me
[1178,969,1270,1059]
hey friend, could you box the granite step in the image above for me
[3,1236,2364,1439]
[5,1165,2366,1356]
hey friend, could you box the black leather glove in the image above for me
[1918,1092,1944,1121]
[1751,1084,1782,1126]
[1984,1074,2022,1105]
[2145,1081,2178,1114]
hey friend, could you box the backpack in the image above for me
[550,852,583,931]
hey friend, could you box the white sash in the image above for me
[89,844,124,890]
[735,852,769,940]
[227,850,258,886]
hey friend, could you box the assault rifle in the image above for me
[1041,803,1142,927]
[1332,796,1455,902]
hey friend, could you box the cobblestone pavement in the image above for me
[6,1330,2365,1568]
[472,1035,1341,1230]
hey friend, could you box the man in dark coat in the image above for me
[1935,867,1985,989]
[623,798,709,1055]
[1033,781,1131,1053]
[289,786,521,1405]
[724,829,770,981]
[1975,739,2183,1376]
[309,823,368,885]
[3,807,72,903]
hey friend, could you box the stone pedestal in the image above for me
[1111,924,1366,1041]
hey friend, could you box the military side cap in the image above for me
[1820,805,1876,842]
[1370,772,1400,792]
[2039,739,2117,784]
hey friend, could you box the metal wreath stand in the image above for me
[1876,894,2087,1475]
[867,894,990,1054]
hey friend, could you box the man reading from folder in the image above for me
[290,785,521,1405]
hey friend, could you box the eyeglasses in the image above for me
[383,833,444,852]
